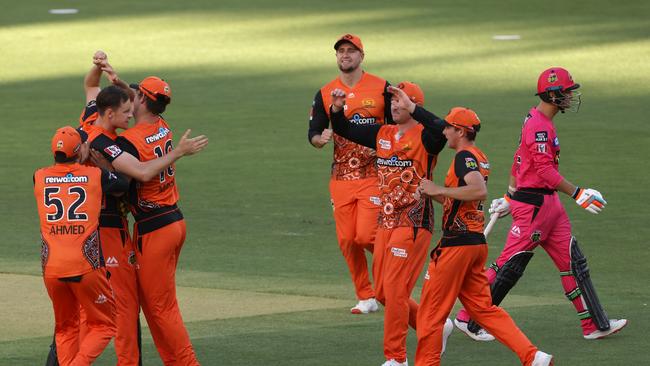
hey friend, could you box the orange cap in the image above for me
[131,76,171,101]
[444,107,481,132]
[397,81,425,106]
[51,126,87,158]
[334,34,364,52]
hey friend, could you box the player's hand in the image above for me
[93,50,107,67]
[176,129,209,156]
[489,196,511,218]
[330,89,346,113]
[76,142,90,164]
[318,128,333,146]
[100,61,119,84]
[89,149,114,171]
[387,85,416,114]
[573,188,606,214]
[418,179,444,197]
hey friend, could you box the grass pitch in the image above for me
[1,0,649,364]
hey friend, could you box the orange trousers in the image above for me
[101,225,140,365]
[374,226,431,362]
[135,219,200,366]
[330,178,380,300]
[44,269,116,366]
[415,244,537,366]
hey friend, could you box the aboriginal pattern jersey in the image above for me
[34,163,104,278]
[375,124,436,231]
[310,72,390,180]
[117,118,179,213]
[442,146,490,234]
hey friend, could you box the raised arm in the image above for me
[329,88,379,149]
[84,50,106,103]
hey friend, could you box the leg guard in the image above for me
[570,237,610,331]
[45,336,59,366]
[467,251,535,333]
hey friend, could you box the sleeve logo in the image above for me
[535,131,548,142]
[104,145,122,158]
[465,157,478,169]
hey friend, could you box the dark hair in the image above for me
[455,124,480,141]
[54,152,76,163]
[141,92,170,115]
[97,86,130,116]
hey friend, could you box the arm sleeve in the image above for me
[454,150,480,181]
[411,105,446,133]
[383,81,394,124]
[330,107,379,149]
[525,128,564,187]
[90,134,124,162]
[307,90,330,143]
[115,136,140,160]
[422,126,447,155]
[79,100,97,125]
[100,169,129,194]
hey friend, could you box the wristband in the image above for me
[571,187,582,199]
[504,193,511,202]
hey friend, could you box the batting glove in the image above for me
[572,187,607,214]
[489,195,511,218]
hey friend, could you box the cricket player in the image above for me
[414,107,553,366]
[115,76,206,365]
[308,34,392,314]
[329,82,452,366]
[34,126,129,365]
[455,67,627,340]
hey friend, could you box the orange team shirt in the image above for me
[441,145,490,236]
[34,163,104,278]
[375,124,437,231]
[117,117,179,212]
[309,72,391,180]
[79,100,99,132]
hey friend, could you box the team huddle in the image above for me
[34,52,208,365]
[308,34,627,366]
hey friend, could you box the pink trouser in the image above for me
[457,191,598,335]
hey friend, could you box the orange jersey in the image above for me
[442,146,490,235]
[79,100,99,132]
[376,124,437,231]
[309,72,391,180]
[34,163,104,278]
[117,117,179,212]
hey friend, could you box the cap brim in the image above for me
[334,40,360,51]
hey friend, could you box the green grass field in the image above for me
[1,0,649,364]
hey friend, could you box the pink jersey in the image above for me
[511,107,564,189]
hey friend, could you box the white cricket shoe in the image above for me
[381,359,408,366]
[532,350,554,366]
[583,318,628,340]
[453,318,495,341]
[441,318,453,354]
[351,298,379,314]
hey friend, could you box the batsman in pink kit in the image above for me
[455,67,627,341]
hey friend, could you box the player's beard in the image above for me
[338,63,359,74]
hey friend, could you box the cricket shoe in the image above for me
[381,359,407,366]
[351,298,379,314]
[453,318,495,341]
[532,350,554,366]
[441,318,453,354]
[583,318,628,340]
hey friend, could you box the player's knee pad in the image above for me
[467,251,534,333]
[570,237,610,331]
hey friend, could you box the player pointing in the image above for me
[455,67,627,341]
